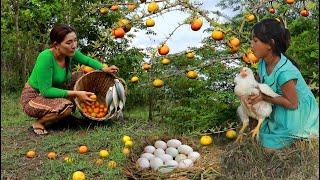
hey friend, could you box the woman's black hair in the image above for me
[252,18,299,69]
[49,24,76,76]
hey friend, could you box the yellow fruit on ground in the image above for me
[125,140,133,148]
[161,58,170,65]
[64,156,73,164]
[72,171,85,180]
[146,18,155,27]
[148,1,159,13]
[130,76,139,83]
[108,160,117,168]
[47,152,57,159]
[122,135,131,143]
[79,145,88,154]
[99,150,109,158]
[226,129,237,139]
[26,150,36,158]
[95,158,104,165]
[152,79,164,88]
[200,135,213,146]
[186,70,198,79]
[122,147,130,156]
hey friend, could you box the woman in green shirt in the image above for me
[20,24,119,135]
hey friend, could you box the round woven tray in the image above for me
[73,70,126,121]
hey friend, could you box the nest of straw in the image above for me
[73,70,126,121]
[123,136,226,180]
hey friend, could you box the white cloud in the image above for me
[128,0,238,54]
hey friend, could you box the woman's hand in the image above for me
[76,91,95,104]
[103,65,119,74]
[247,92,264,105]
[240,96,251,109]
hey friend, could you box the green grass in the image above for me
[1,93,319,180]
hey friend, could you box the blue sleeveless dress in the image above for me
[258,53,319,149]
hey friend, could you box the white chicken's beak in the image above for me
[240,69,247,78]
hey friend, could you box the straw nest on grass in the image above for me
[124,136,227,180]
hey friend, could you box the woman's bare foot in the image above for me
[32,122,48,135]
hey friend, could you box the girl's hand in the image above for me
[103,65,119,74]
[77,91,95,104]
[240,96,252,110]
[247,92,264,105]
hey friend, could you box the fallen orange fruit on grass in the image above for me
[79,145,88,154]
[122,147,130,156]
[47,151,57,159]
[95,158,104,165]
[108,160,117,168]
[26,150,36,158]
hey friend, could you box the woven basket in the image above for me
[74,70,126,121]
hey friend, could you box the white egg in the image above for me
[136,157,150,169]
[178,159,193,169]
[175,154,187,162]
[177,145,193,155]
[157,154,173,163]
[150,157,163,170]
[140,153,155,160]
[158,160,178,173]
[158,166,175,173]
[165,147,179,157]
[188,151,200,162]
[144,145,156,154]
[154,140,167,150]
[166,139,182,148]
[165,160,179,168]
[154,148,165,157]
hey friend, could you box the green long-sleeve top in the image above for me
[28,49,103,98]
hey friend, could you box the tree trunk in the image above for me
[12,0,23,83]
[148,71,153,121]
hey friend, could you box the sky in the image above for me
[127,0,238,55]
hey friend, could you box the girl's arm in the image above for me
[248,79,298,109]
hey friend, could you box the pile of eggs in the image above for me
[136,139,200,173]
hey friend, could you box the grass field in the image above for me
[1,93,319,180]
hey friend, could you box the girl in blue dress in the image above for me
[246,18,319,151]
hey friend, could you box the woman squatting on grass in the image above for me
[20,24,119,135]
[243,18,319,152]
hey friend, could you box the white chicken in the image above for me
[234,67,280,142]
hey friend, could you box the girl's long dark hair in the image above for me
[252,18,299,69]
[49,24,76,76]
